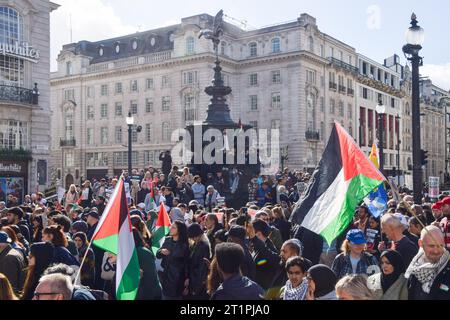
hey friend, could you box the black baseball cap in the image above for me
[226,225,246,240]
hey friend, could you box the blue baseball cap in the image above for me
[0,231,12,244]
[346,229,366,245]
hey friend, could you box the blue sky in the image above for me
[51,0,450,90]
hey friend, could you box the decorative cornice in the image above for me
[357,75,404,98]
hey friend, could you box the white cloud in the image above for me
[50,0,138,71]
[421,63,450,92]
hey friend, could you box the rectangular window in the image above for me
[183,71,198,85]
[132,125,138,143]
[330,99,335,114]
[320,97,324,112]
[115,126,122,143]
[131,80,138,92]
[115,102,122,116]
[249,73,258,86]
[101,84,108,96]
[162,75,170,88]
[271,70,281,84]
[144,151,155,166]
[86,152,108,167]
[271,93,281,108]
[115,82,122,94]
[87,105,94,120]
[146,124,151,142]
[87,128,94,145]
[363,87,368,99]
[100,104,108,118]
[100,127,108,145]
[145,98,154,113]
[348,104,353,118]
[162,96,171,111]
[87,86,94,98]
[130,100,138,115]
[306,70,316,84]
[146,78,154,89]
[249,121,258,129]
[271,119,280,129]
[64,89,74,101]
[250,95,258,110]
[339,101,344,117]
[360,107,366,146]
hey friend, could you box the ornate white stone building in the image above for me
[50,12,447,188]
[0,0,58,201]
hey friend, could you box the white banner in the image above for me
[429,176,440,198]
[57,187,66,203]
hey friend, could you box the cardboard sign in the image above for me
[429,176,440,198]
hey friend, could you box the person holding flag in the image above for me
[78,175,140,300]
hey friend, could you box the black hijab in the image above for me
[380,250,405,293]
[308,264,337,298]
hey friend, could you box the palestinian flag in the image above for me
[91,176,140,300]
[151,202,171,255]
[290,122,385,245]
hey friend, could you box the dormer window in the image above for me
[150,37,156,46]
[132,39,138,50]
[114,42,120,54]
[98,45,104,56]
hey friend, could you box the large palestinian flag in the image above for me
[91,176,140,300]
[151,202,171,255]
[290,122,385,245]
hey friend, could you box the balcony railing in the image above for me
[0,84,39,105]
[305,130,320,141]
[328,57,359,74]
[329,82,337,90]
[60,138,76,147]
[347,88,354,96]
[339,85,346,93]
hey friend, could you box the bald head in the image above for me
[419,226,445,263]
[420,225,444,243]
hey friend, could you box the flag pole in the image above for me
[74,173,124,285]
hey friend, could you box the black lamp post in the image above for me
[395,114,401,185]
[402,13,425,204]
[126,112,134,175]
[376,101,386,175]
[280,146,288,172]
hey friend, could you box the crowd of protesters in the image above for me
[0,162,449,301]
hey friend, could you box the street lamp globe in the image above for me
[126,112,134,125]
[376,101,386,114]
[405,13,425,46]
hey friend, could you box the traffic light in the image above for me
[420,149,428,166]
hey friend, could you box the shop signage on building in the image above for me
[0,41,40,63]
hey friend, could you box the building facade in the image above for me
[0,0,58,202]
[50,12,447,189]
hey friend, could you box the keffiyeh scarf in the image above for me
[405,248,450,293]
[282,278,308,300]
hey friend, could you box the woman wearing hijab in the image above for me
[73,232,95,288]
[367,250,408,300]
[305,264,338,300]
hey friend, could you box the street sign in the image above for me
[429,176,440,198]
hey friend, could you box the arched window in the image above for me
[186,36,195,55]
[271,38,280,53]
[0,7,24,86]
[249,42,257,57]
[162,122,170,141]
[309,36,314,52]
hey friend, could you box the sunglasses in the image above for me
[33,292,61,299]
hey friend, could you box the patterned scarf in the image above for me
[405,248,450,293]
[282,278,308,300]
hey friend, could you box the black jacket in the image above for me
[407,259,450,300]
[241,243,256,282]
[272,218,291,242]
[188,239,211,297]
[211,274,265,300]
[293,226,323,265]
[137,188,150,204]
[156,237,190,298]
[17,220,31,243]
[250,236,280,290]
